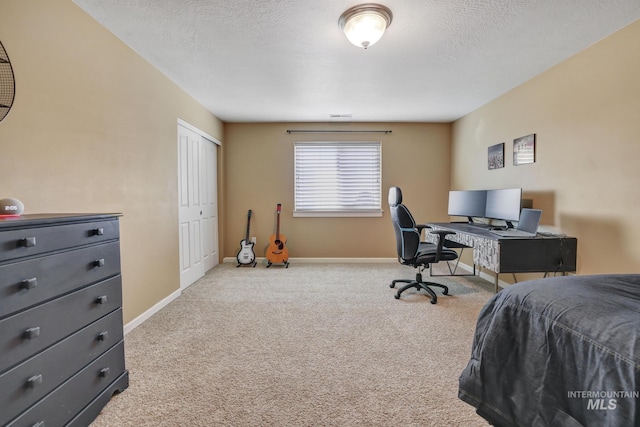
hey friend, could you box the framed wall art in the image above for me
[488,142,504,170]
[513,134,536,165]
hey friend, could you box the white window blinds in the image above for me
[294,142,382,216]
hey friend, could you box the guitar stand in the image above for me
[266,260,289,268]
[237,261,257,268]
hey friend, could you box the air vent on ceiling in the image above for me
[329,114,352,122]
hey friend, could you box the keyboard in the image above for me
[448,223,491,233]
[491,229,537,237]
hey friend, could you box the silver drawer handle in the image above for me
[97,331,109,341]
[24,327,41,339]
[99,367,110,378]
[93,258,105,268]
[96,295,108,304]
[20,237,37,247]
[27,374,43,388]
[92,228,105,236]
[21,277,38,290]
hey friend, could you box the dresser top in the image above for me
[0,213,122,229]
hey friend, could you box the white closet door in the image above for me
[178,124,218,289]
[200,137,219,272]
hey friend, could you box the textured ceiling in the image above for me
[73,0,640,123]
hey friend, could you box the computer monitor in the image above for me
[485,188,523,226]
[447,190,487,223]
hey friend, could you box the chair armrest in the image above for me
[416,223,431,238]
[428,230,456,261]
[416,223,431,232]
[428,230,456,240]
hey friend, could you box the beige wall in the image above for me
[451,19,640,278]
[3,0,635,325]
[0,0,224,323]
[222,122,451,259]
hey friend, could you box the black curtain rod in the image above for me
[286,130,392,134]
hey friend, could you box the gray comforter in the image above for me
[458,274,640,426]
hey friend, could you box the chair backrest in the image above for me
[388,187,420,261]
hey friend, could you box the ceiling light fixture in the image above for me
[338,4,393,49]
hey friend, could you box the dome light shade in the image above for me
[339,4,393,49]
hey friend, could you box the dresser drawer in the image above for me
[6,341,126,427]
[0,276,122,372]
[0,241,121,319]
[0,219,119,263]
[0,309,124,426]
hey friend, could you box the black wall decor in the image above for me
[488,142,505,169]
[0,40,15,123]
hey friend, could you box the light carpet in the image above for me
[91,262,492,426]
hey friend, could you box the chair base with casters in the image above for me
[390,265,449,304]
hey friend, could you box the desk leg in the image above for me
[494,274,499,293]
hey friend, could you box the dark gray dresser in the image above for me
[0,213,128,426]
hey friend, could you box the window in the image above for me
[294,141,382,217]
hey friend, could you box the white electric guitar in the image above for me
[236,210,256,267]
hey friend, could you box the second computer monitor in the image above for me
[485,188,523,223]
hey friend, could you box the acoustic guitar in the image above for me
[265,203,289,268]
[236,210,257,267]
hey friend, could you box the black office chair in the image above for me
[388,187,458,304]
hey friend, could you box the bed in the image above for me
[458,274,640,427]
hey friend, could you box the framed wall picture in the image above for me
[488,142,504,169]
[513,134,536,165]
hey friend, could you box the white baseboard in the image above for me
[223,257,397,264]
[123,288,182,335]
